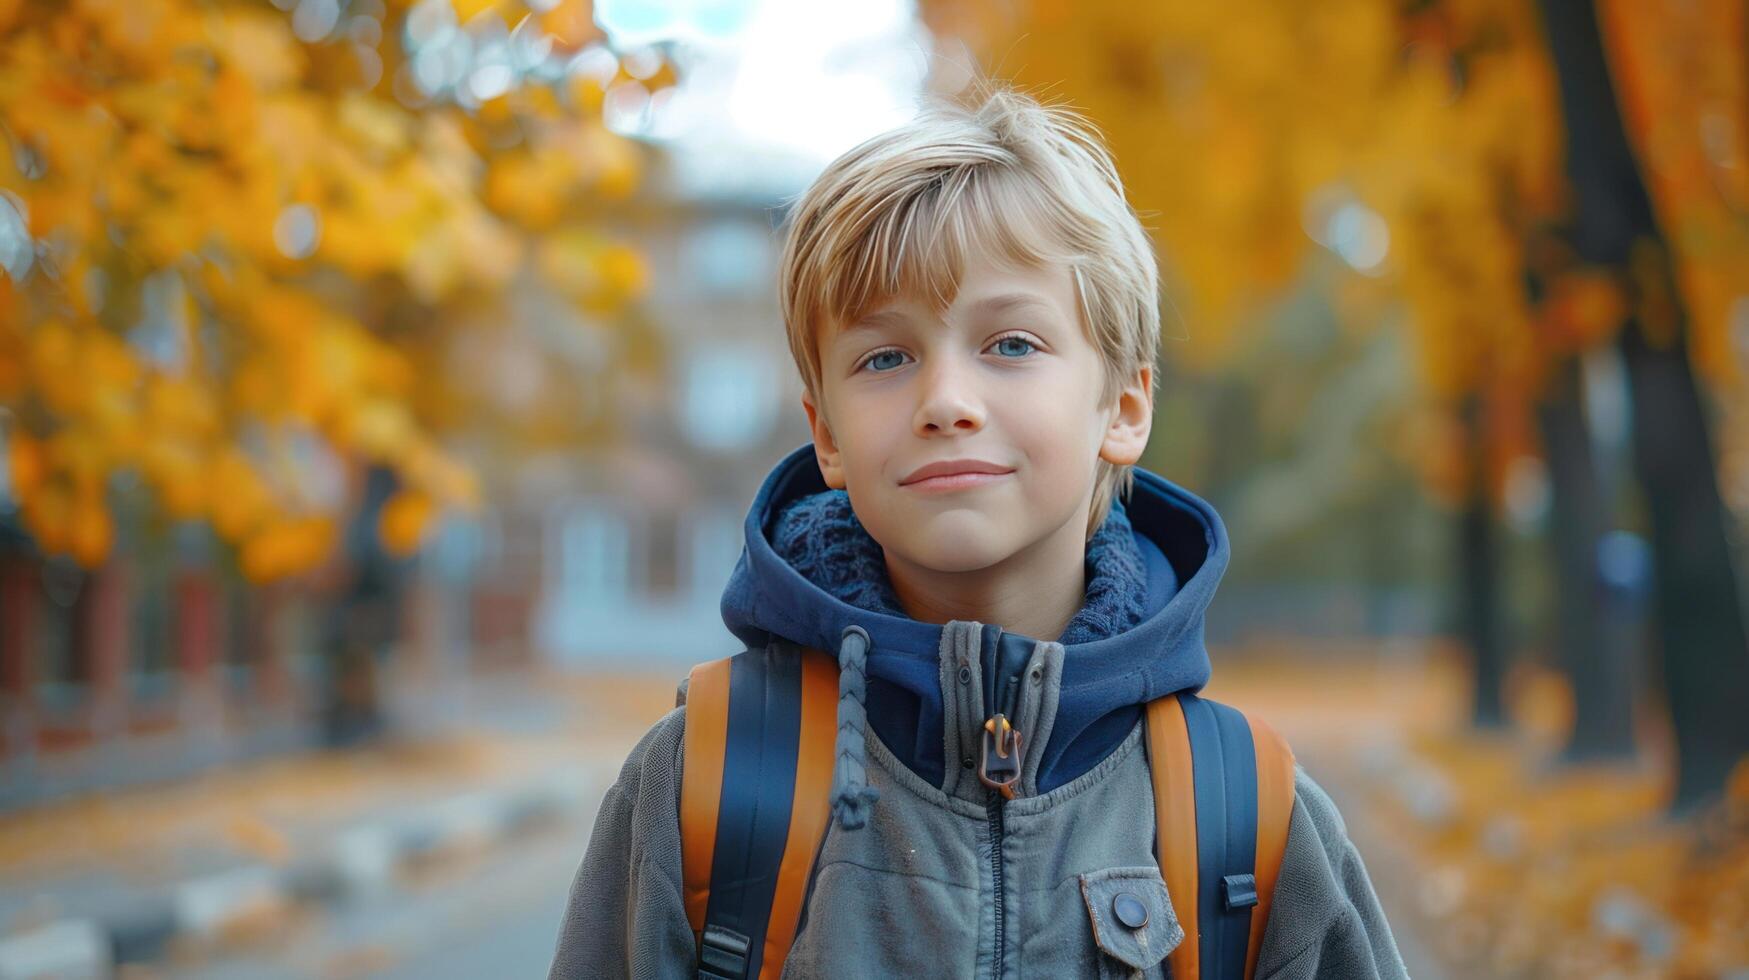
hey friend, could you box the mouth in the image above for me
[900,458,1016,487]
[900,470,1015,493]
[902,458,1014,490]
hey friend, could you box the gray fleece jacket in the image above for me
[548,445,1407,979]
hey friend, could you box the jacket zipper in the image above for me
[981,627,1028,980]
[985,786,1007,979]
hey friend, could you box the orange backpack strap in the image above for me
[1145,692,1296,980]
[679,645,838,980]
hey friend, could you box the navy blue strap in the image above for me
[701,647,804,980]
[1180,693,1259,980]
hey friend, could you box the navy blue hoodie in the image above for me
[720,443,1230,794]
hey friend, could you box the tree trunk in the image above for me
[1538,0,1749,808]
[1620,309,1749,807]
[1536,356,1637,761]
[1460,395,1507,729]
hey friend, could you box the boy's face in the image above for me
[801,255,1153,576]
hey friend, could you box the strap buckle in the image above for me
[1223,873,1259,910]
[978,713,1024,799]
[698,924,751,980]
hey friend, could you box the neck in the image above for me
[883,508,1090,642]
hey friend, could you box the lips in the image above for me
[900,458,1016,485]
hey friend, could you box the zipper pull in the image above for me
[978,713,1023,799]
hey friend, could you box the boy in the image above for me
[549,87,1407,979]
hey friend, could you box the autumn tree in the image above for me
[1545,0,1749,807]
[919,0,1749,804]
[0,0,660,581]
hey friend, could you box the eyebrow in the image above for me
[964,293,1057,318]
[840,308,910,336]
[839,292,1057,338]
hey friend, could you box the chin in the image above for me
[888,520,1017,574]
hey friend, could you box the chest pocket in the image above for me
[1079,866,1184,979]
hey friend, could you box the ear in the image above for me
[1098,364,1153,468]
[801,389,847,489]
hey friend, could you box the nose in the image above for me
[912,357,985,436]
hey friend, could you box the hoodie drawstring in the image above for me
[830,624,880,830]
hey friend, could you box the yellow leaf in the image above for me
[69,488,112,568]
[377,489,434,555]
[21,482,73,556]
[210,450,273,542]
[7,433,45,500]
[214,10,305,90]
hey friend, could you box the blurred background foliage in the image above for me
[0,0,1747,977]
[0,0,664,579]
[921,0,1749,805]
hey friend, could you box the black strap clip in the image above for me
[1223,873,1259,911]
[698,924,751,980]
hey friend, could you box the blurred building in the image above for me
[0,450,512,809]
[535,171,811,669]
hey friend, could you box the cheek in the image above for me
[1003,371,1107,447]
[851,384,912,431]
[828,397,897,478]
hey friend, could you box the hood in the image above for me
[721,443,1229,794]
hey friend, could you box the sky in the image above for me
[592,0,934,200]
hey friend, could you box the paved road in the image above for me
[179,803,597,980]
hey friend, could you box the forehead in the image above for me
[829,256,1080,341]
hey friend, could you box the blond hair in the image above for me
[778,85,1161,538]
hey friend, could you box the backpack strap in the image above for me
[679,645,838,980]
[1145,692,1296,980]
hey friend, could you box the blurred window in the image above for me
[681,220,773,297]
[646,512,680,596]
[685,507,741,600]
[681,347,778,452]
[132,565,174,700]
[560,507,631,608]
[35,562,86,711]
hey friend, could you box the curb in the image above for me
[0,772,594,979]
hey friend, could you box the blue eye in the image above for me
[864,350,907,372]
[992,335,1036,357]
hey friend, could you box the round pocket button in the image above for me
[1112,892,1149,929]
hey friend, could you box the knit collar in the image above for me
[770,488,1149,645]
